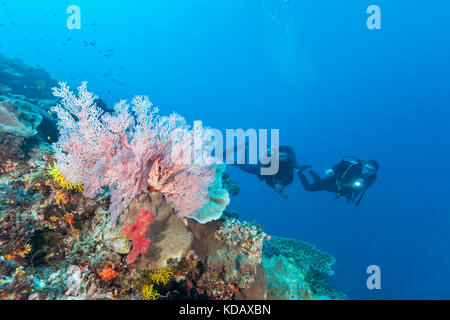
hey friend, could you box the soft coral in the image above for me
[121,208,154,264]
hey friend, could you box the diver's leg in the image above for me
[297,169,323,191]
[308,169,323,185]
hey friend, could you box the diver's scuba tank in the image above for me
[342,155,362,164]
[335,157,365,200]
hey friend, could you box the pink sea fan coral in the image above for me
[51,82,217,224]
[147,128,216,218]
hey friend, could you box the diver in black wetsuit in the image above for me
[234,145,298,199]
[296,157,379,206]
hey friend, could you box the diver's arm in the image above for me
[356,175,377,206]
[355,188,367,206]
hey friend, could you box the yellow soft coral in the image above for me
[4,244,31,260]
[12,266,25,277]
[55,190,69,206]
[142,284,160,300]
[149,267,174,286]
[48,162,83,192]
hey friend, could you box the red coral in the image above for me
[121,208,154,264]
[99,266,118,280]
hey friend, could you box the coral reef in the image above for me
[0,53,57,100]
[265,236,336,276]
[0,98,43,137]
[0,54,58,173]
[0,56,345,301]
[262,236,346,300]
[0,137,344,300]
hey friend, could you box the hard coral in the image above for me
[121,208,154,264]
[265,236,336,276]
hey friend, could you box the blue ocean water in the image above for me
[1,0,449,299]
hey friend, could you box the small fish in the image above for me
[66,37,72,42]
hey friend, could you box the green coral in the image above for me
[264,236,336,276]
[142,284,160,300]
[262,236,346,300]
[149,267,174,286]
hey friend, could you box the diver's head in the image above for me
[265,147,289,163]
[362,160,379,176]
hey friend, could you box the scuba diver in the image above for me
[296,157,379,206]
[230,145,298,199]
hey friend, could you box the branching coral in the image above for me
[51,82,218,224]
[4,244,31,261]
[149,267,174,285]
[142,284,160,300]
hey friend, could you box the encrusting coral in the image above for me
[262,236,346,300]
